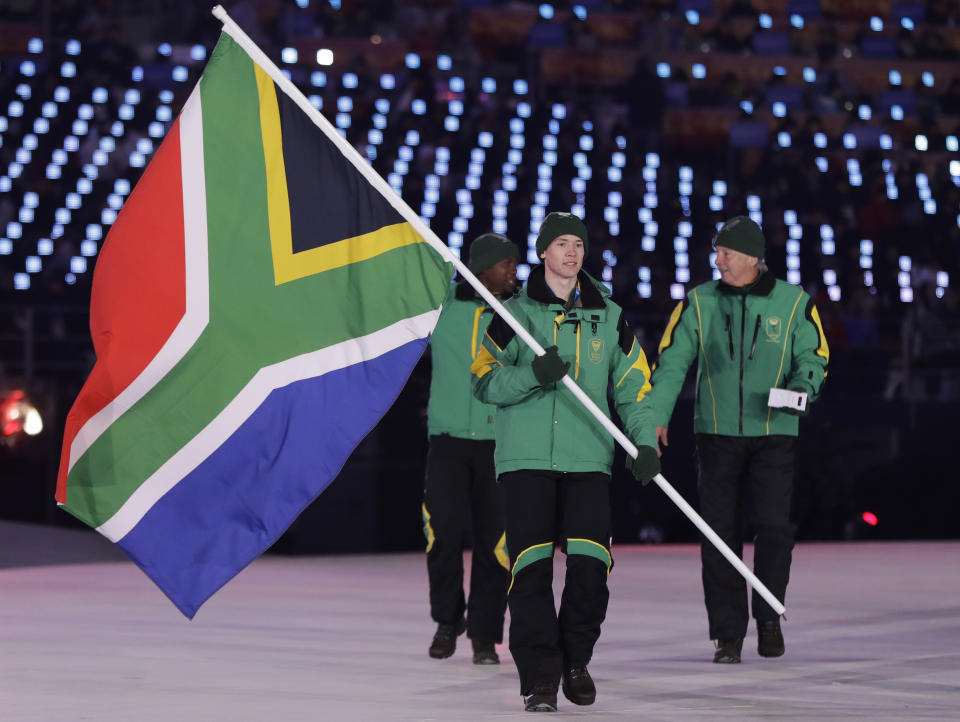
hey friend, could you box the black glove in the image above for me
[627,445,660,486]
[531,345,570,386]
[781,388,809,417]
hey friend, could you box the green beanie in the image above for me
[713,216,765,258]
[535,212,588,256]
[468,232,520,274]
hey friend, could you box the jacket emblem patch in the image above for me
[589,338,605,364]
[765,316,783,342]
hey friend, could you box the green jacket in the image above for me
[471,266,655,475]
[647,271,829,437]
[427,282,498,440]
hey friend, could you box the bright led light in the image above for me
[656,62,671,79]
[20,60,36,77]
[740,100,754,114]
[747,195,761,212]
[948,136,959,152]
[317,48,334,65]
[685,9,699,24]
[70,256,87,273]
[870,16,883,31]
[14,273,30,290]
[343,73,358,89]
[777,132,791,147]
[539,3,554,19]
[822,240,835,255]
[773,102,786,118]
[759,14,772,28]
[843,133,856,149]
[915,134,928,151]
[891,105,903,120]
[692,63,706,79]
[449,77,464,93]
[900,288,913,302]
[670,284,685,300]
[412,99,426,115]
[922,72,934,87]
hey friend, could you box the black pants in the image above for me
[501,470,612,695]
[423,435,508,643]
[696,434,796,640]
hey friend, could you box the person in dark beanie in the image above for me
[646,215,829,664]
[471,212,660,711]
[422,232,519,664]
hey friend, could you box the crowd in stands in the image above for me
[1,0,958,395]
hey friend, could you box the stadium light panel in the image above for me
[685,10,699,24]
[412,99,426,115]
[858,105,871,120]
[803,67,816,83]
[777,132,791,147]
[539,3,554,19]
[514,79,528,95]
[759,14,772,28]
[915,134,928,151]
[481,77,496,93]
[901,18,914,30]
[579,135,593,151]
[518,103,531,118]
[656,63,671,79]
[692,63,706,79]
[316,49,334,65]
[843,133,856,149]
[436,54,451,71]
[870,16,883,31]
[814,133,827,149]
[608,168,622,182]
[18,208,33,224]
[740,100,754,114]
[450,77,464,93]
[891,105,904,120]
[642,236,655,251]
[281,47,297,64]
[790,14,804,29]
[922,72,934,87]
[45,165,61,179]
[343,73,358,89]
[479,132,493,148]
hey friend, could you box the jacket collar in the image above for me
[716,269,775,297]
[525,265,606,309]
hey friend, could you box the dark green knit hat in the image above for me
[713,216,765,258]
[468,232,520,274]
[535,211,588,255]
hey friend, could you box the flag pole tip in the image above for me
[212,5,226,20]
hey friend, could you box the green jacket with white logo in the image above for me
[647,271,830,437]
[427,282,498,440]
[471,266,656,476]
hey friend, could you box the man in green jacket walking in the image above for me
[647,216,829,664]
[423,232,518,664]
[472,212,660,712]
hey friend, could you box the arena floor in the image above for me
[1,522,957,720]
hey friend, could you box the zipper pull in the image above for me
[749,314,761,359]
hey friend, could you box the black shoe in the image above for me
[523,684,558,712]
[471,639,500,665]
[757,619,785,657]
[561,665,596,705]
[428,618,466,659]
[713,637,743,664]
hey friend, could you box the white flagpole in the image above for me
[210,6,785,617]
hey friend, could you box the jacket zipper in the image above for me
[749,314,761,360]
[725,314,735,360]
[739,297,746,435]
